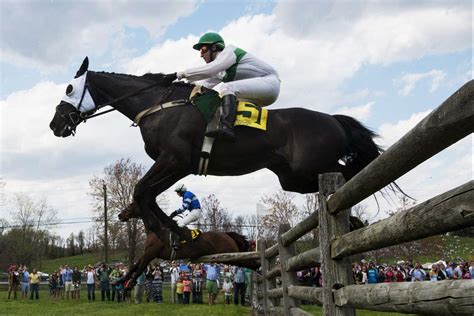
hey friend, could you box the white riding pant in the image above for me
[176,209,200,228]
[212,74,280,106]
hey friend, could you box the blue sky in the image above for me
[0,0,472,238]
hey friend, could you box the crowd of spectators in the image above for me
[295,259,474,287]
[5,261,254,307]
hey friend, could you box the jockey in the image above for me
[175,32,281,141]
[169,183,201,249]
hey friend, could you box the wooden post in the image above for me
[318,173,355,316]
[267,247,279,307]
[278,223,299,315]
[258,239,270,315]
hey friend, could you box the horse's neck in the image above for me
[89,71,194,121]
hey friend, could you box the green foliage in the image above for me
[35,250,127,273]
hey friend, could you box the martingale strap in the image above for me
[133,86,203,125]
[134,99,188,125]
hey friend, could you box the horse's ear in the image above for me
[75,57,89,78]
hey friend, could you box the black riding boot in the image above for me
[220,94,237,141]
[205,94,236,140]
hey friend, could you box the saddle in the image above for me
[179,228,202,244]
[191,87,269,175]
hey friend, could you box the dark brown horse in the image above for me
[117,202,259,288]
[49,57,381,242]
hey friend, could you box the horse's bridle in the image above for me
[56,76,174,134]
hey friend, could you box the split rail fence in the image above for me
[196,80,474,315]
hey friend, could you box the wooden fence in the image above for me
[196,80,474,315]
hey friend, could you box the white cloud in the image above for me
[124,2,470,112]
[334,102,374,121]
[377,110,432,148]
[395,69,446,96]
[0,0,198,72]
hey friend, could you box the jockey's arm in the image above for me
[178,47,236,81]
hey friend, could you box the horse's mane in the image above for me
[92,71,193,88]
[225,232,250,252]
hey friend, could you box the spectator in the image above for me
[438,262,448,279]
[97,263,111,301]
[385,266,395,283]
[29,268,40,300]
[176,276,184,304]
[410,263,426,282]
[183,275,192,304]
[395,266,406,282]
[72,266,81,299]
[233,266,246,306]
[134,271,145,304]
[7,264,20,300]
[20,266,30,300]
[367,263,378,284]
[144,265,154,302]
[152,264,163,303]
[361,265,368,284]
[169,261,180,303]
[110,265,121,302]
[222,265,233,282]
[192,263,204,304]
[57,265,65,299]
[204,262,220,306]
[114,271,124,303]
[461,264,470,280]
[49,271,59,299]
[445,262,454,279]
[62,264,73,299]
[377,266,386,283]
[429,264,445,281]
[85,265,96,301]
[221,277,233,305]
[244,268,253,306]
[452,263,463,279]
[312,266,322,288]
[469,261,474,280]
[353,264,363,285]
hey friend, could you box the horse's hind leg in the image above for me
[270,164,320,194]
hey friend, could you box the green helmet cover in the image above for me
[193,32,225,50]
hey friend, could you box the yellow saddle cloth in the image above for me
[234,101,268,131]
[180,229,202,244]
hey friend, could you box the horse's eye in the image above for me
[66,84,74,96]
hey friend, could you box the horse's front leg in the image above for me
[123,249,155,291]
[133,156,189,238]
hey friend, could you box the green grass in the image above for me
[1,285,251,316]
[2,281,418,316]
[1,289,417,316]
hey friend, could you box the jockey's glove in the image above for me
[163,72,178,84]
[177,71,185,80]
[169,210,179,219]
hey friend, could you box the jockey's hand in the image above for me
[169,210,179,219]
[163,73,177,84]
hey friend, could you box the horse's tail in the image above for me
[225,232,250,252]
[333,114,383,179]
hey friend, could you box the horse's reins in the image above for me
[79,79,171,121]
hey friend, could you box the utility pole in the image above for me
[103,181,108,263]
